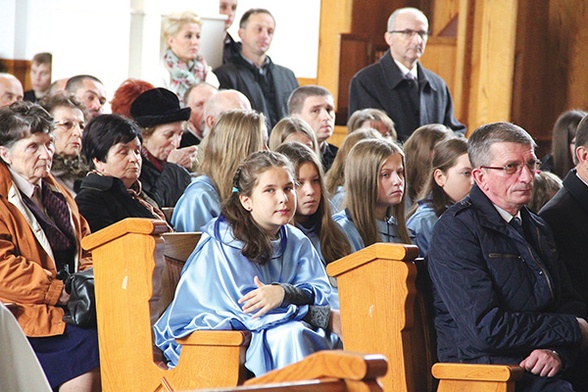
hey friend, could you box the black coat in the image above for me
[214,55,299,129]
[349,50,465,141]
[75,173,158,232]
[540,169,588,317]
[139,159,191,208]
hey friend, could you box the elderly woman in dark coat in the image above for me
[75,114,168,232]
[130,87,196,207]
[0,101,99,391]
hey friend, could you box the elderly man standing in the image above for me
[427,122,588,391]
[0,73,24,107]
[214,8,298,129]
[349,7,464,141]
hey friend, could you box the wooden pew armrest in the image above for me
[245,350,387,385]
[177,330,251,347]
[432,363,524,382]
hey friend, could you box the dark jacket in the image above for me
[349,50,465,141]
[139,159,191,208]
[214,54,299,129]
[427,184,583,367]
[540,169,588,317]
[75,173,157,232]
[223,33,242,64]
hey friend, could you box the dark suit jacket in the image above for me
[349,50,465,141]
[540,169,588,316]
[214,55,299,129]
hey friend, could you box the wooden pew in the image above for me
[327,243,524,392]
[185,350,387,392]
[81,218,251,392]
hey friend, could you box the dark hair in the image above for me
[287,85,332,115]
[408,137,468,218]
[239,8,274,29]
[32,52,52,66]
[552,110,586,176]
[0,101,53,148]
[276,142,352,263]
[65,75,103,93]
[82,114,143,170]
[468,122,535,168]
[38,91,90,121]
[222,150,294,265]
[111,79,154,118]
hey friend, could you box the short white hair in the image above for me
[387,7,428,31]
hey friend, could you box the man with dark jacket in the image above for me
[348,7,464,141]
[540,115,588,316]
[427,122,588,391]
[214,8,298,130]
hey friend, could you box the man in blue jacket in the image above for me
[348,7,465,141]
[427,122,588,391]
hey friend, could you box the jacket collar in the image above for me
[562,169,588,214]
[380,50,435,92]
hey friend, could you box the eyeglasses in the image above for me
[55,120,85,132]
[389,29,429,39]
[480,159,541,175]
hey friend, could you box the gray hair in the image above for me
[387,7,428,31]
[468,122,536,168]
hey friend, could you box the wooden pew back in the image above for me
[82,218,250,392]
[327,243,523,392]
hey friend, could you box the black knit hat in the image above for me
[130,87,191,127]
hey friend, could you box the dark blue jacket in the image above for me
[427,184,583,367]
[540,169,588,317]
[348,50,465,141]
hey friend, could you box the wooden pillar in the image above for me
[454,0,518,135]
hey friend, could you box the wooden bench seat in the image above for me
[82,218,251,392]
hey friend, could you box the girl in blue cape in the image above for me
[275,142,352,309]
[154,151,342,376]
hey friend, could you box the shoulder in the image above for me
[78,173,117,192]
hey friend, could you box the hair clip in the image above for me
[232,186,239,193]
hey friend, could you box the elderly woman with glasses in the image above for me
[39,92,90,196]
[0,101,100,391]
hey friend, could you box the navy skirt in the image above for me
[28,324,99,389]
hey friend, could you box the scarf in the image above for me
[163,48,208,104]
[51,154,89,179]
[126,180,168,223]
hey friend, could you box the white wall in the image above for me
[0,0,321,100]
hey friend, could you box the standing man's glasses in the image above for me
[388,29,429,39]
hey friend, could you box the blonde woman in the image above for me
[333,138,413,252]
[161,11,219,103]
[347,108,397,142]
[172,110,267,231]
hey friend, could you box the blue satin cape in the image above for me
[171,174,220,232]
[153,216,341,375]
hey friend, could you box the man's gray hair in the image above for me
[468,122,536,168]
[387,7,428,31]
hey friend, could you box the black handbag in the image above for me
[63,268,96,328]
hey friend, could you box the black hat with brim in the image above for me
[130,87,191,127]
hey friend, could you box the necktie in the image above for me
[509,217,526,239]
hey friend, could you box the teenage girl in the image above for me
[155,151,341,376]
[407,138,473,256]
[276,142,352,308]
[269,117,320,157]
[333,138,413,251]
[325,128,383,213]
[172,110,267,231]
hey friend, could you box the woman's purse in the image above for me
[62,268,96,328]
